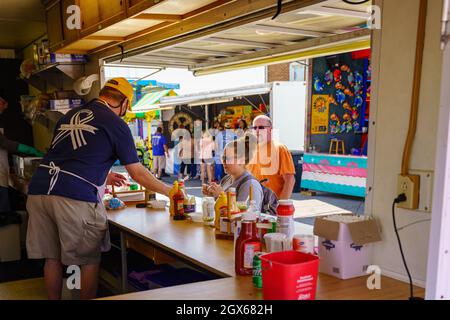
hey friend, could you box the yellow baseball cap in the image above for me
[103,77,134,109]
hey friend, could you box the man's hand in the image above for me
[106,172,128,187]
[125,163,171,196]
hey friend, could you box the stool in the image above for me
[329,139,345,155]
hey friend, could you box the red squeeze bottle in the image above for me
[235,213,260,276]
[173,184,186,221]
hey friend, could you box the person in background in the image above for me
[0,97,44,212]
[200,130,214,184]
[0,97,43,157]
[213,123,226,182]
[247,115,296,200]
[151,126,169,179]
[235,119,249,139]
[177,135,193,181]
[202,134,263,210]
[26,78,172,300]
[188,134,198,180]
[238,119,248,132]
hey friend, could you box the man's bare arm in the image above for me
[279,174,295,200]
[125,163,171,196]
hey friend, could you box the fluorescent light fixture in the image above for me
[254,24,334,38]
[300,8,371,19]
[131,106,175,113]
[188,98,234,107]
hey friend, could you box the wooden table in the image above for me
[293,199,351,218]
[105,197,424,300]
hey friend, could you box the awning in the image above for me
[159,83,272,107]
[132,89,178,113]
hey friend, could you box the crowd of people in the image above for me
[150,115,297,207]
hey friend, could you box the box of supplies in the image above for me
[49,99,84,111]
[49,53,87,64]
[0,224,21,262]
[314,215,381,280]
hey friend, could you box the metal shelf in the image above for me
[23,62,86,93]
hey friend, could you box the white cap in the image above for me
[242,212,258,221]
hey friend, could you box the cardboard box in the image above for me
[49,99,84,110]
[0,224,21,262]
[49,53,87,64]
[314,215,381,280]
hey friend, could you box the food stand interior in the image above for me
[0,0,449,300]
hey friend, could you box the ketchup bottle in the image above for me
[173,183,185,221]
[235,213,260,276]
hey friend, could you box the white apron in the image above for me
[40,162,111,252]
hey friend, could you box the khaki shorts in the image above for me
[26,195,110,266]
[153,155,166,171]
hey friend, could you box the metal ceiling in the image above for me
[105,0,372,73]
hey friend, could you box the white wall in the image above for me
[271,81,308,151]
[368,0,444,286]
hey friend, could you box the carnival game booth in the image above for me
[301,50,371,198]
[134,82,307,176]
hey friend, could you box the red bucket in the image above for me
[260,251,319,300]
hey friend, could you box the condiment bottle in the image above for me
[227,188,239,216]
[235,213,260,276]
[173,183,186,221]
[178,180,188,199]
[169,181,178,217]
[214,192,228,230]
[276,199,295,241]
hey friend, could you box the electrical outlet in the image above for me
[397,175,420,210]
[409,170,434,212]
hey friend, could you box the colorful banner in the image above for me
[311,95,330,135]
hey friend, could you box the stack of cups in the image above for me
[292,235,316,254]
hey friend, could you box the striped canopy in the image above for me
[132,89,177,112]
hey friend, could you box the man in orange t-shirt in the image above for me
[247,115,296,199]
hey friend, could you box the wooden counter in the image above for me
[107,203,313,278]
[105,273,423,301]
[105,200,424,300]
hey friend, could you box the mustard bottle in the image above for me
[214,192,228,230]
[169,181,179,217]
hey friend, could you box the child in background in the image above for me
[200,130,214,184]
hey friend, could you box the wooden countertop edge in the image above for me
[108,219,232,278]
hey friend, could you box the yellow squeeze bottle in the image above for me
[169,181,179,217]
[214,192,228,230]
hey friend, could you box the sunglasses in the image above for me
[251,126,271,130]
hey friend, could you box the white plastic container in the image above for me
[276,200,295,241]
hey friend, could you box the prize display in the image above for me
[310,50,371,155]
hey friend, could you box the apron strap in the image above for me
[40,162,100,196]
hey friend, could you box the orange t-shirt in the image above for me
[247,141,296,198]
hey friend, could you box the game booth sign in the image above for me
[302,49,371,198]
